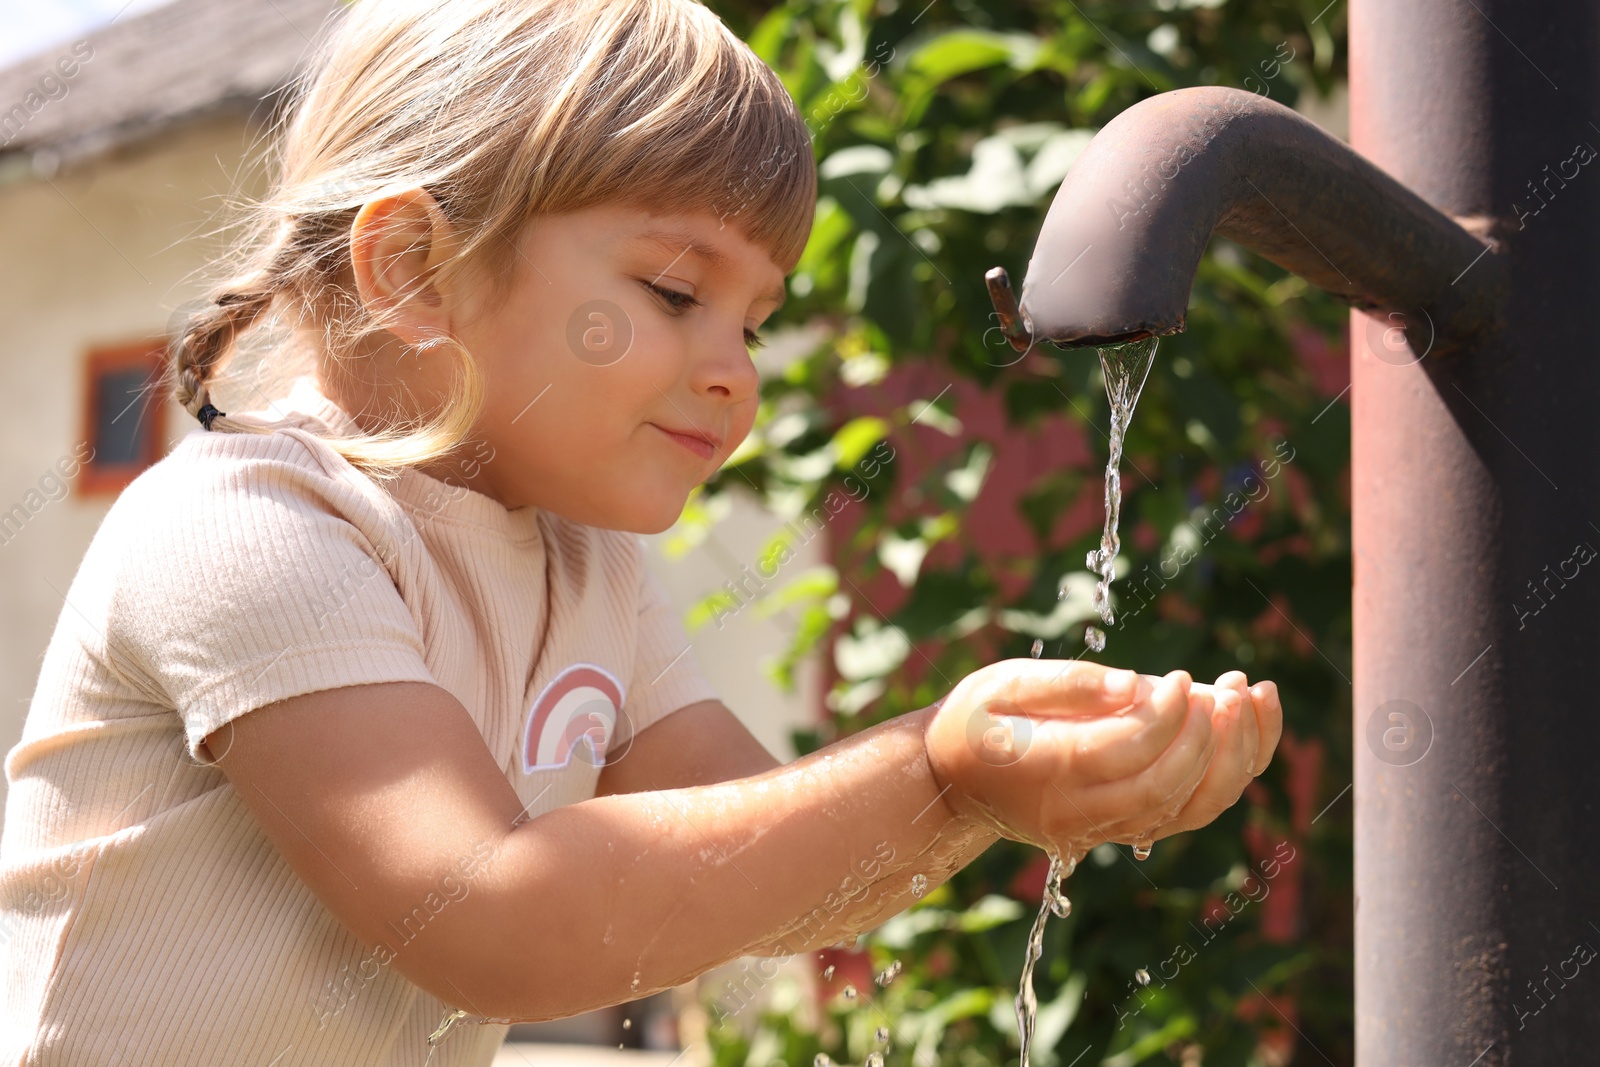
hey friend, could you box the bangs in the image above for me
[494,0,818,272]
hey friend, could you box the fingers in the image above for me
[1156,685,1253,837]
[1215,671,1259,776]
[1073,680,1217,830]
[1064,670,1192,783]
[1160,688,1231,815]
[1248,680,1284,775]
[1127,686,1224,829]
[996,658,1143,720]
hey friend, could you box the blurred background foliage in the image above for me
[684,0,1352,1064]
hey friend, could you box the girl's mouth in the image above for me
[652,423,716,460]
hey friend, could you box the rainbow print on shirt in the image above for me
[521,662,627,774]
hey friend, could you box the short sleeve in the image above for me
[105,434,438,763]
[620,542,721,745]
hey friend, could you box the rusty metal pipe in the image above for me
[1350,0,1600,1062]
[988,85,1506,353]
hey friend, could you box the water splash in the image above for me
[1084,337,1159,652]
[424,1009,470,1065]
[424,1007,514,1064]
[1015,849,1078,1067]
[1045,876,1072,919]
[1084,626,1106,653]
[877,960,903,987]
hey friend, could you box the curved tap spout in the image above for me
[987,86,1506,354]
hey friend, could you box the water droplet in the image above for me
[875,1026,890,1044]
[630,971,641,992]
[816,1055,832,1067]
[1030,638,1044,658]
[1135,968,1151,987]
[867,1053,884,1067]
[842,984,857,1001]
[822,964,835,981]
[910,873,927,898]
[1049,892,1071,919]
[876,960,902,987]
[1133,840,1153,861]
[1084,625,1106,652]
[622,1018,632,1031]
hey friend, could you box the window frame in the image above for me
[77,339,169,496]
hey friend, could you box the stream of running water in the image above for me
[1015,850,1076,1067]
[1019,338,1161,1067]
[1079,337,1159,654]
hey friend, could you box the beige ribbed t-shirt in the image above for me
[0,376,721,1066]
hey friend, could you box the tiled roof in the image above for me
[0,0,345,173]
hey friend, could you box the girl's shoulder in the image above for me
[113,413,402,532]
[112,376,420,536]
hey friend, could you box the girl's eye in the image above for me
[644,280,700,311]
[645,280,767,350]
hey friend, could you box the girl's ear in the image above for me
[349,187,464,343]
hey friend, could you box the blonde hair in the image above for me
[169,0,817,482]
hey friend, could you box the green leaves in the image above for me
[905,29,1042,82]
[694,0,1354,1062]
[901,125,1096,213]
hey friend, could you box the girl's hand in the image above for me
[924,659,1218,858]
[1145,671,1282,840]
[923,660,1282,859]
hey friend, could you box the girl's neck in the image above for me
[314,358,512,508]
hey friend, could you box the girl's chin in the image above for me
[591,493,691,535]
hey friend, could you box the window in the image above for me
[78,339,169,496]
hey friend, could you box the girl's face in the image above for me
[426,202,788,533]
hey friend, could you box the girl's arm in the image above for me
[594,699,786,794]
[591,696,1005,956]
[469,702,997,1019]
[211,661,1254,1025]
[209,678,1002,1024]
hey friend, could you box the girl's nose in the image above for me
[698,331,761,403]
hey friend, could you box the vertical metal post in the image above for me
[1351,1,1600,1062]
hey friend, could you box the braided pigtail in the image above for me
[170,282,280,433]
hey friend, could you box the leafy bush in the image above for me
[688,2,1354,1063]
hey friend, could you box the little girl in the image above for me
[0,0,1281,1063]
